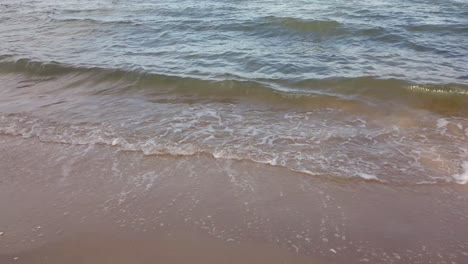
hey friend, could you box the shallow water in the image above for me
[0,0,467,185]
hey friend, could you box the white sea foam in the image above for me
[356,173,379,181]
[437,118,449,129]
[407,85,468,95]
[1,109,467,186]
[452,162,468,184]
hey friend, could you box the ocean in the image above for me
[1,0,467,185]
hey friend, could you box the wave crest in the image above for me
[265,16,341,33]
[0,57,467,115]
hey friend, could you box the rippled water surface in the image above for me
[0,0,467,185]
[2,0,468,82]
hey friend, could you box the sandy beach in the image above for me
[1,135,467,263]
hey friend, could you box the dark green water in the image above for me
[0,0,467,184]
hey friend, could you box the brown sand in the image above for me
[1,135,468,263]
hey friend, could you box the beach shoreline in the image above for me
[1,135,467,263]
[2,0,468,263]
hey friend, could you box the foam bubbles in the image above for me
[356,173,379,181]
[1,103,467,186]
[453,162,468,184]
[437,118,449,129]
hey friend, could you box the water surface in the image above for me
[0,0,467,185]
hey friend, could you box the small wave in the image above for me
[0,57,467,114]
[0,113,406,186]
[356,172,379,181]
[60,8,117,14]
[0,57,356,106]
[265,16,342,33]
[294,77,468,101]
[50,17,142,26]
[1,111,466,186]
[0,58,89,75]
[407,84,468,96]
[406,24,468,34]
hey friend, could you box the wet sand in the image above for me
[1,135,468,263]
